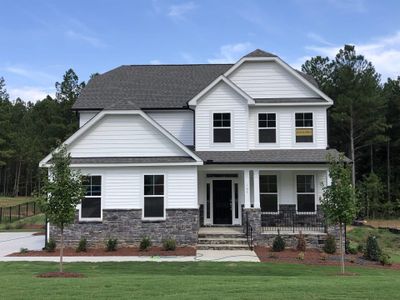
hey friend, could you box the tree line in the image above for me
[0,45,399,218]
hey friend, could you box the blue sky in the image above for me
[1,0,400,101]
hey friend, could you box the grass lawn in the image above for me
[0,196,36,207]
[347,226,400,263]
[0,213,45,231]
[0,262,399,299]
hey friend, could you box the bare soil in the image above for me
[37,272,84,278]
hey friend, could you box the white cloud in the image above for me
[167,2,197,19]
[65,30,105,48]
[150,59,162,64]
[8,86,54,102]
[4,66,56,82]
[325,0,367,13]
[208,42,253,63]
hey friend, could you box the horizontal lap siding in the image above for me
[79,111,99,127]
[229,61,318,98]
[69,114,187,157]
[167,168,198,208]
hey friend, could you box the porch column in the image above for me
[253,169,260,209]
[244,169,251,208]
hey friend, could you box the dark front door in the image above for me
[213,180,232,224]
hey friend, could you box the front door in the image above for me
[213,180,232,224]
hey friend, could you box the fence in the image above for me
[0,201,41,223]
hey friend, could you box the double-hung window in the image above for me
[296,175,315,212]
[258,113,276,143]
[213,113,231,143]
[260,175,278,213]
[295,112,313,143]
[144,175,165,219]
[81,176,102,220]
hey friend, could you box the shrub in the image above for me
[19,247,28,254]
[364,235,381,261]
[272,234,285,252]
[4,224,12,230]
[347,243,358,255]
[140,236,152,251]
[163,239,176,251]
[44,238,56,252]
[15,222,25,229]
[357,243,364,253]
[76,238,88,252]
[320,253,327,261]
[296,231,306,252]
[106,238,118,251]
[379,253,392,266]
[297,252,304,260]
[323,234,336,254]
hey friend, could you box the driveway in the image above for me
[0,232,44,257]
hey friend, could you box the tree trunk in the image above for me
[387,140,391,202]
[370,144,374,173]
[339,222,345,274]
[60,225,64,273]
[350,112,356,186]
[13,160,22,197]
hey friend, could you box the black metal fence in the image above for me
[261,209,326,233]
[0,201,41,223]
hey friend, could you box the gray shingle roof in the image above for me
[194,149,350,164]
[243,49,277,58]
[69,157,195,164]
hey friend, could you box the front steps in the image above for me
[197,227,250,250]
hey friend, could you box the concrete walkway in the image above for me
[0,232,44,257]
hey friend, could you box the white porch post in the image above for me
[253,169,260,209]
[244,169,251,208]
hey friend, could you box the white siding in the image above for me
[69,114,188,157]
[79,111,99,127]
[195,82,248,151]
[77,166,197,210]
[147,110,194,146]
[248,106,327,149]
[229,61,318,99]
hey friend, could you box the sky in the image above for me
[1,0,400,102]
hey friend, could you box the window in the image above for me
[81,176,102,219]
[144,175,164,218]
[295,113,313,143]
[260,175,278,213]
[296,175,315,212]
[213,113,231,143]
[258,113,276,143]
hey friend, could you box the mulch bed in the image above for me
[37,272,84,278]
[23,224,45,230]
[254,246,400,270]
[9,246,196,257]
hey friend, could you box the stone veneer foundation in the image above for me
[50,209,199,248]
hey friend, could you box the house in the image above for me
[40,49,344,249]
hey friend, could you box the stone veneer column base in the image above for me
[49,209,199,248]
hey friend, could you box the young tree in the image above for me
[321,154,357,274]
[359,172,385,219]
[39,145,85,273]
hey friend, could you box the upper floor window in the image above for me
[81,176,102,220]
[295,113,313,143]
[144,175,165,219]
[213,113,231,143]
[296,175,315,212]
[258,113,276,143]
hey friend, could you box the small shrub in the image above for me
[379,253,392,266]
[297,252,305,260]
[320,253,327,261]
[15,222,25,229]
[140,236,152,251]
[272,234,285,252]
[347,243,358,255]
[323,234,336,254]
[106,238,118,251]
[296,231,306,252]
[364,235,381,261]
[19,247,28,254]
[4,223,12,230]
[357,243,364,253]
[163,239,176,251]
[76,238,88,252]
[44,238,56,252]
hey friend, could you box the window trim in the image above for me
[257,112,277,144]
[295,173,317,214]
[259,173,279,214]
[212,112,232,144]
[79,174,103,222]
[294,112,314,144]
[142,173,167,221]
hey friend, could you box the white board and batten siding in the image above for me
[147,110,194,146]
[229,61,318,99]
[69,114,188,157]
[195,82,248,151]
[79,111,99,127]
[76,166,198,210]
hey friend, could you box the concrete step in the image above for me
[198,233,246,239]
[198,237,248,245]
[197,244,250,250]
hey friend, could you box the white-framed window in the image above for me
[143,174,165,219]
[295,112,313,143]
[80,175,102,221]
[260,175,278,213]
[213,113,231,143]
[296,175,316,212]
[258,113,276,143]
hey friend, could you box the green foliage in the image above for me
[44,239,56,252]
[296,232,306,252]
[139,236,152,251]
[106,238,118,251]
[19,247,28,254]
[359,172,385,219]
[364,235,381,261]
[76,238,88,252]
[272,234,285,252]
[163,239,176,251]
[323,235,336,254]
[347,243,358,255]
[379,253,392,266]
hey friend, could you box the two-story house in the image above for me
[40,49,344,249]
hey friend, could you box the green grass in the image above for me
[0,213,45,231]
[0,196,36,207]
[0,262,398,299]
[347,226,400,263]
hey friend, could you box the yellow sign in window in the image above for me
[296,128,313,137]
